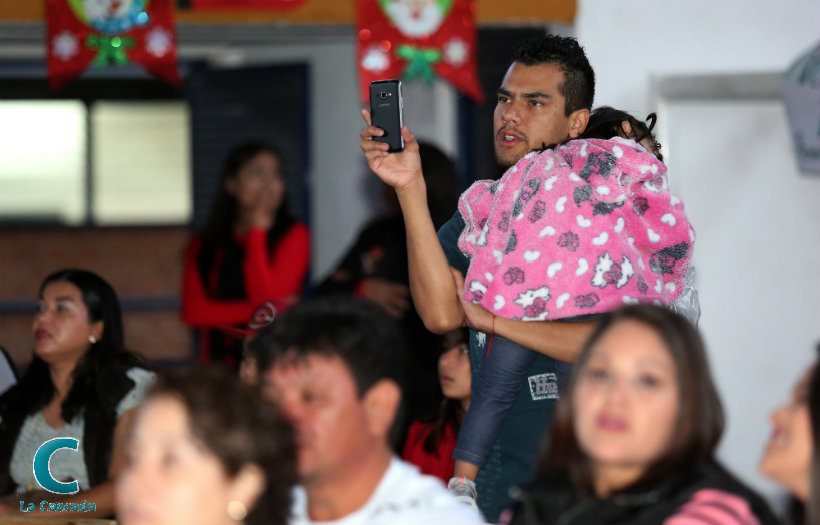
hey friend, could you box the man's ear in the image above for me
[363,379,401,439]
[568,108,590,139]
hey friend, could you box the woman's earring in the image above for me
[88,335,97,344]
[227,501,248,521]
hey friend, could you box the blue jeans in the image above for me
[453,333,571,467]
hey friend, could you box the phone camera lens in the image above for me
[379,92,388,99]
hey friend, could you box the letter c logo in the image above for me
[33,437,80,494]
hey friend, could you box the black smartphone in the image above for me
[369,79,404,153]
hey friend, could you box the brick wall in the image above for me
[0,227,192,369]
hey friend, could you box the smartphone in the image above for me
[369,79,404,153]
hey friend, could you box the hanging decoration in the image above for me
[357,0,483,103]
[45,0,181,91]
[782,43,820,176]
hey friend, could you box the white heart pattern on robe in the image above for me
[547,262,563,278]
[556,292,570,308]
[661,213,676,226]
[494,295,505,311]
[576,258,589,276]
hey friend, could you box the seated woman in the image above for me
[116,366,296,525]
[181,141,310,369]
[759,349,819,525]
[506,304,777,525]
[402,328,471,482]
[0,269,153,517]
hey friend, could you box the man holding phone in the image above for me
[360,35,597,522]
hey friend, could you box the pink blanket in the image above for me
[458,137,694,320]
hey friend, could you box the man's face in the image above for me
[493,61,576,168]
[262,354,373,484]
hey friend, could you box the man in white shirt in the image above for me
[250,297,484,525]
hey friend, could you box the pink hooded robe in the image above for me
[457,137,694,321]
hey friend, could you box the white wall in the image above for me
[576,0,820,511]
[666,98,819,507]
[576,0,820,117]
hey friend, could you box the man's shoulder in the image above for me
[287,459,485,525]
[437,212,465,245]
[437,212,469,275]
[370,458,485,524]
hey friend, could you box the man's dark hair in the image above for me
[513,35,595,116]
[250,297,408,446]
[250,296,406,397]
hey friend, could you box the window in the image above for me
[92,101,191,225]
[0,100,87,224]
[0,98,191,226]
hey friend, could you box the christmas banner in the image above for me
[46,0,181,91]
[357,0,483,103]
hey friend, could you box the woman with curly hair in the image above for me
[116,366,296,525]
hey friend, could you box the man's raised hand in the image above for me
[360,109,424,192]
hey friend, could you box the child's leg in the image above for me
[453,459,479,480]
[452,334,538,475]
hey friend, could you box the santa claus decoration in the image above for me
[357,0,483,103]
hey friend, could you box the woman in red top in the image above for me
[402,328,472,482]
[181,142,310,368]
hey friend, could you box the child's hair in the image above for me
[582,106,663,161]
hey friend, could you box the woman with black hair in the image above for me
[759,349,820,525]
[506,304,777,525]
[181,141,310,368]
[0,269,153,518]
